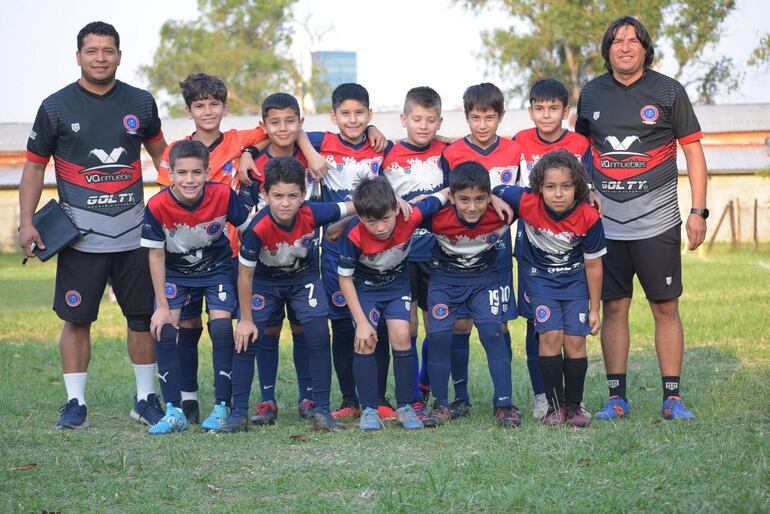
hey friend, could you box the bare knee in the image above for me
[453,318,473,335]
[264,325,281,337]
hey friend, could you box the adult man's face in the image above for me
[76,34,121,86]
[609,24,645,81]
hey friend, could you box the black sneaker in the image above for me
[130,394,165,426]
[56,399,88,429]
[494,405,522,428]
[423,401,452,427]
[251,401,277,425]
[312,409,347,431]
[181,399,200,425]
[214,409,249,433]
[448,398,472,419]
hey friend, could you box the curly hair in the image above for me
[529,150,589,202]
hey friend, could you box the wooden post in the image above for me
[707,202,730,252]
[736,197,741,244]
[754,198,759,251]
[728,200,737,248]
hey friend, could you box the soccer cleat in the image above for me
[495,406,522,428]
[201,402,230,431]
[377,398,397,421]
[214,409,250,433]
[423,402,452,427]
[396,405,424,430]
[359,407,385,431]
[332,400,360,420]
[181,399,200,425]
[411,399,430,422]
[565,404,591,427]
[148,403,189,435]
[250,401,277,426]
[297,399,314,420]
[419,382,432,402]
[312,409,348,431]
[55,399,88,429]
[130,393,165,426]
[532,393,549,419]
[541,403,567,426]
[594,395,631,421]
[661,396,695,420]
[448,398,472,419]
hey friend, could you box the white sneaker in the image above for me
[533,393,548,419]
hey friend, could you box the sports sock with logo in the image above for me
[177,326,202,397]
[353,352,378,410]
[607,373,627,399]
[393,348,416,407]
[63,372,87,405]
[331,317,358,404]
[427,329,453,407]
[409,335,421,400]
[303,316,332,411]
[255,331,279,404]
[292,331,312,402]
[525,320,545,395]
[208,318,234,405]
[477,323,513,408]
[230,324,262,413]
[132,363,156,402]
[450,332,471,401]
[155,324,181,405]
[539,354,565,407]
[375,321,390,401]
[418,336,430,388]
[563,356,588,408]
[662,376,680,400]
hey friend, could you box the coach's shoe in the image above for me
[396,405,424,430]
[566,404,591,427]
[661,396,695,421]
[495,406,522,428]
[359,407,385,431]
[56,399,88,429]
[297,399,314,420]
[181,399,200,425]
[130,393,165,426]
[148,404,189,435]
[423,402,452,428]
[448,398,472,419]
[541,403,567,426]
[201,402,230,431]
[251,401,277,426]
[532,393,549,419]
[332,400,360,420]
[214,408,249,433]
[377,398,398,421]
[312,409,348,431]
[594,396,630,421]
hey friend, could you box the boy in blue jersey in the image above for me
[338,177,448,431]
[495,150,605,427]
[141,140,250,434]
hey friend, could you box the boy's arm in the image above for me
[297,130,332,180]
[490,194,514,223]
[147,247,173,341]
[235,262,259,353]
[226,189,251,232]
[144,137,168,173]
[584,256,602,336]
[339,274,377,353]
[365,126,387,152]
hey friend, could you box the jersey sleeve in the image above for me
[308,202,348,227]
[493,185,526,212]
[156,144,173,186]
[672,85,702,144]
[440,154,451,185]
[307,131,326,151]
[337,223,362,277]
[574,94,590,139]
[582,218,607,260]
[414,193,448,224]
[140,201,166,249]
[238,224,262,267]
[238,170,263,212]
[26,103,56,164]
[226,189,250,231]
[143,96,163,143]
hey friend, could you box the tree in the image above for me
[458,0,738,105]
[140,0,329,116]
[748,33,770,67]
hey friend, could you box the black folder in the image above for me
[30,200,82,262]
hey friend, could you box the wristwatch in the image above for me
[690,208,709,219]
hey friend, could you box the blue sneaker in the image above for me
[148,403,189,435]
[130,393,165,426]
[594,396,630,421]
[358,407,384,431]
[56,399,88,429]
[215,409,250,433]
[661,396,695,420]
[201,401,230,431]
[396,405,424,430]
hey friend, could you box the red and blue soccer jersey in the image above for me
[513,128,590,186]
[440,136,524,188]
[337,195,446,295]
[238,146,318,212]
[141,182,250,286]
[382,140,447,262]
[239,202,349,285]
[496,186,606,299]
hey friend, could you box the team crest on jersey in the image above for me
[579,312,586,324]
[223,161,234,174]
[123,114,140,134]
[301,235,314,248]
[332,291,347,307]
[218,285,227,302]
[29,129,37,141]
[640,105,659,125]
[164,283,177,299]
[402,295,411,311]
[403,167,412,175]
[432,303,449,320]
[64,290,81,307]
[486,233,499,245]
[251,294,265,311]
[369,308,380,325]
[206,223,222,236]
[500,168,514,184]
[71,123,80,132]
[370,161,380,173]
[593,111,600,120]
[535,305,551,323]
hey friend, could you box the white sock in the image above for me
[133,363,156,401]
[181,390,198,402]
[63,372,87,405]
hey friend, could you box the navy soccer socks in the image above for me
[450,332,471,401]
[476,323,513,408]
[393,348,416,407]
[292,331,313,402]
[353,352,378,409]
[427,329,453,407]
[303,316,333,411]
[177,326,202,395]
[156,324,182,405]
[331,317,358,404]
[255,332,280,403]
[208,319,234,405]
[525,320,545,395]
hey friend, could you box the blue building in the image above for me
[311,51,357,109]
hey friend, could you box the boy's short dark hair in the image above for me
[352,176,398,219]
[264,156,306,193]
[77,21,120,51]
[261,93,301,120]
[529,79,569,107]
[179,73,228,107]
[463,83,504,116]
[404,86,442,115]
[601,16,655,73]
[449,162,491,194]
[529,150,590,202]
[169,140,209,170]
[332,83,370,111]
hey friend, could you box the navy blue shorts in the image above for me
[531,296,590,337]
[496,230,516,322]
[516,263,533,319]
[358,292,412,328]
[427,275,502,333]
[178,257,239,321]
[163,281,236,314]
[248,278,328,325]
[321,252,350,320]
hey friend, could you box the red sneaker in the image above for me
[332,401,360,420]
[377,399,397,421]
[541,403,566,426]
[566,404,592,427]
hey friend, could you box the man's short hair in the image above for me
[262,93,301,120]
[77,21,120,51]
[529,79,570,107]
[463,82,505,116]
[169,140,209,170]
[449,162,491,194]
[529,149,590,202]
[352,176,398,219]
[264,156,306,193]
[180,73,228,107]
[601,16,655,73]
[404,86,442,115]
[332,83,370,110]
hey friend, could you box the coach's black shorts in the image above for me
[408,261,431,311]
[602,224,683,302]
[54,247,154,323]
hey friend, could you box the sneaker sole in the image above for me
[250,418,277,426]
[130,409,159,427]
[55,420,89,429]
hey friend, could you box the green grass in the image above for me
[1,247,769,513]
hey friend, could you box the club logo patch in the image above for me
[369,308,380,325]
[332,291,347,307]
[206,223,222,235]
[223,161,234,174]
[301,235,314,248]
[164,283,177,299]
[123,114,140,133]
[251,294,265,311]
[432,303,449,320]
[579,312,587,324]
[500,169,514,184]
[486,233,499,245]
[370,161,379,173]
[593,111,600,120]
[65,290,81,307]
[535,305,551,323]
[71,123,80,132]
[640,105,659,125]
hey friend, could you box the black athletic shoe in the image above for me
[130,394,165,426]
[181,399,200,425]
[494,406,522,428]
[214,409,249,433]
[448,398,472,419]
[423,402,452,428]
[312,409,347,431]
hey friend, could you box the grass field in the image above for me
[1,247,769,513]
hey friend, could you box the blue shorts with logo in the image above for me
[162,280,236,314]
[321,251,350,321]
[516,263,534,319]
[248,277,328,325]
[427,274,502,333]
[496,230,516,322]
[531,296,591,337]
[178,257,239,321]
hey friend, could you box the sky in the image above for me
[0,0,768,123]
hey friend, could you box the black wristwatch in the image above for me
[690,208,709,219]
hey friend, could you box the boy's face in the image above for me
[541,166,575,214]
[448,186,490,224]
[360,209,397,241]
[260,107,303,151]
[466,108,503,148]
[400,104,442,147]
[528,99,569,140]
[171,157,208,205]
[186,96,226,133]
[266,181,304,225]
[330,99,372,144]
